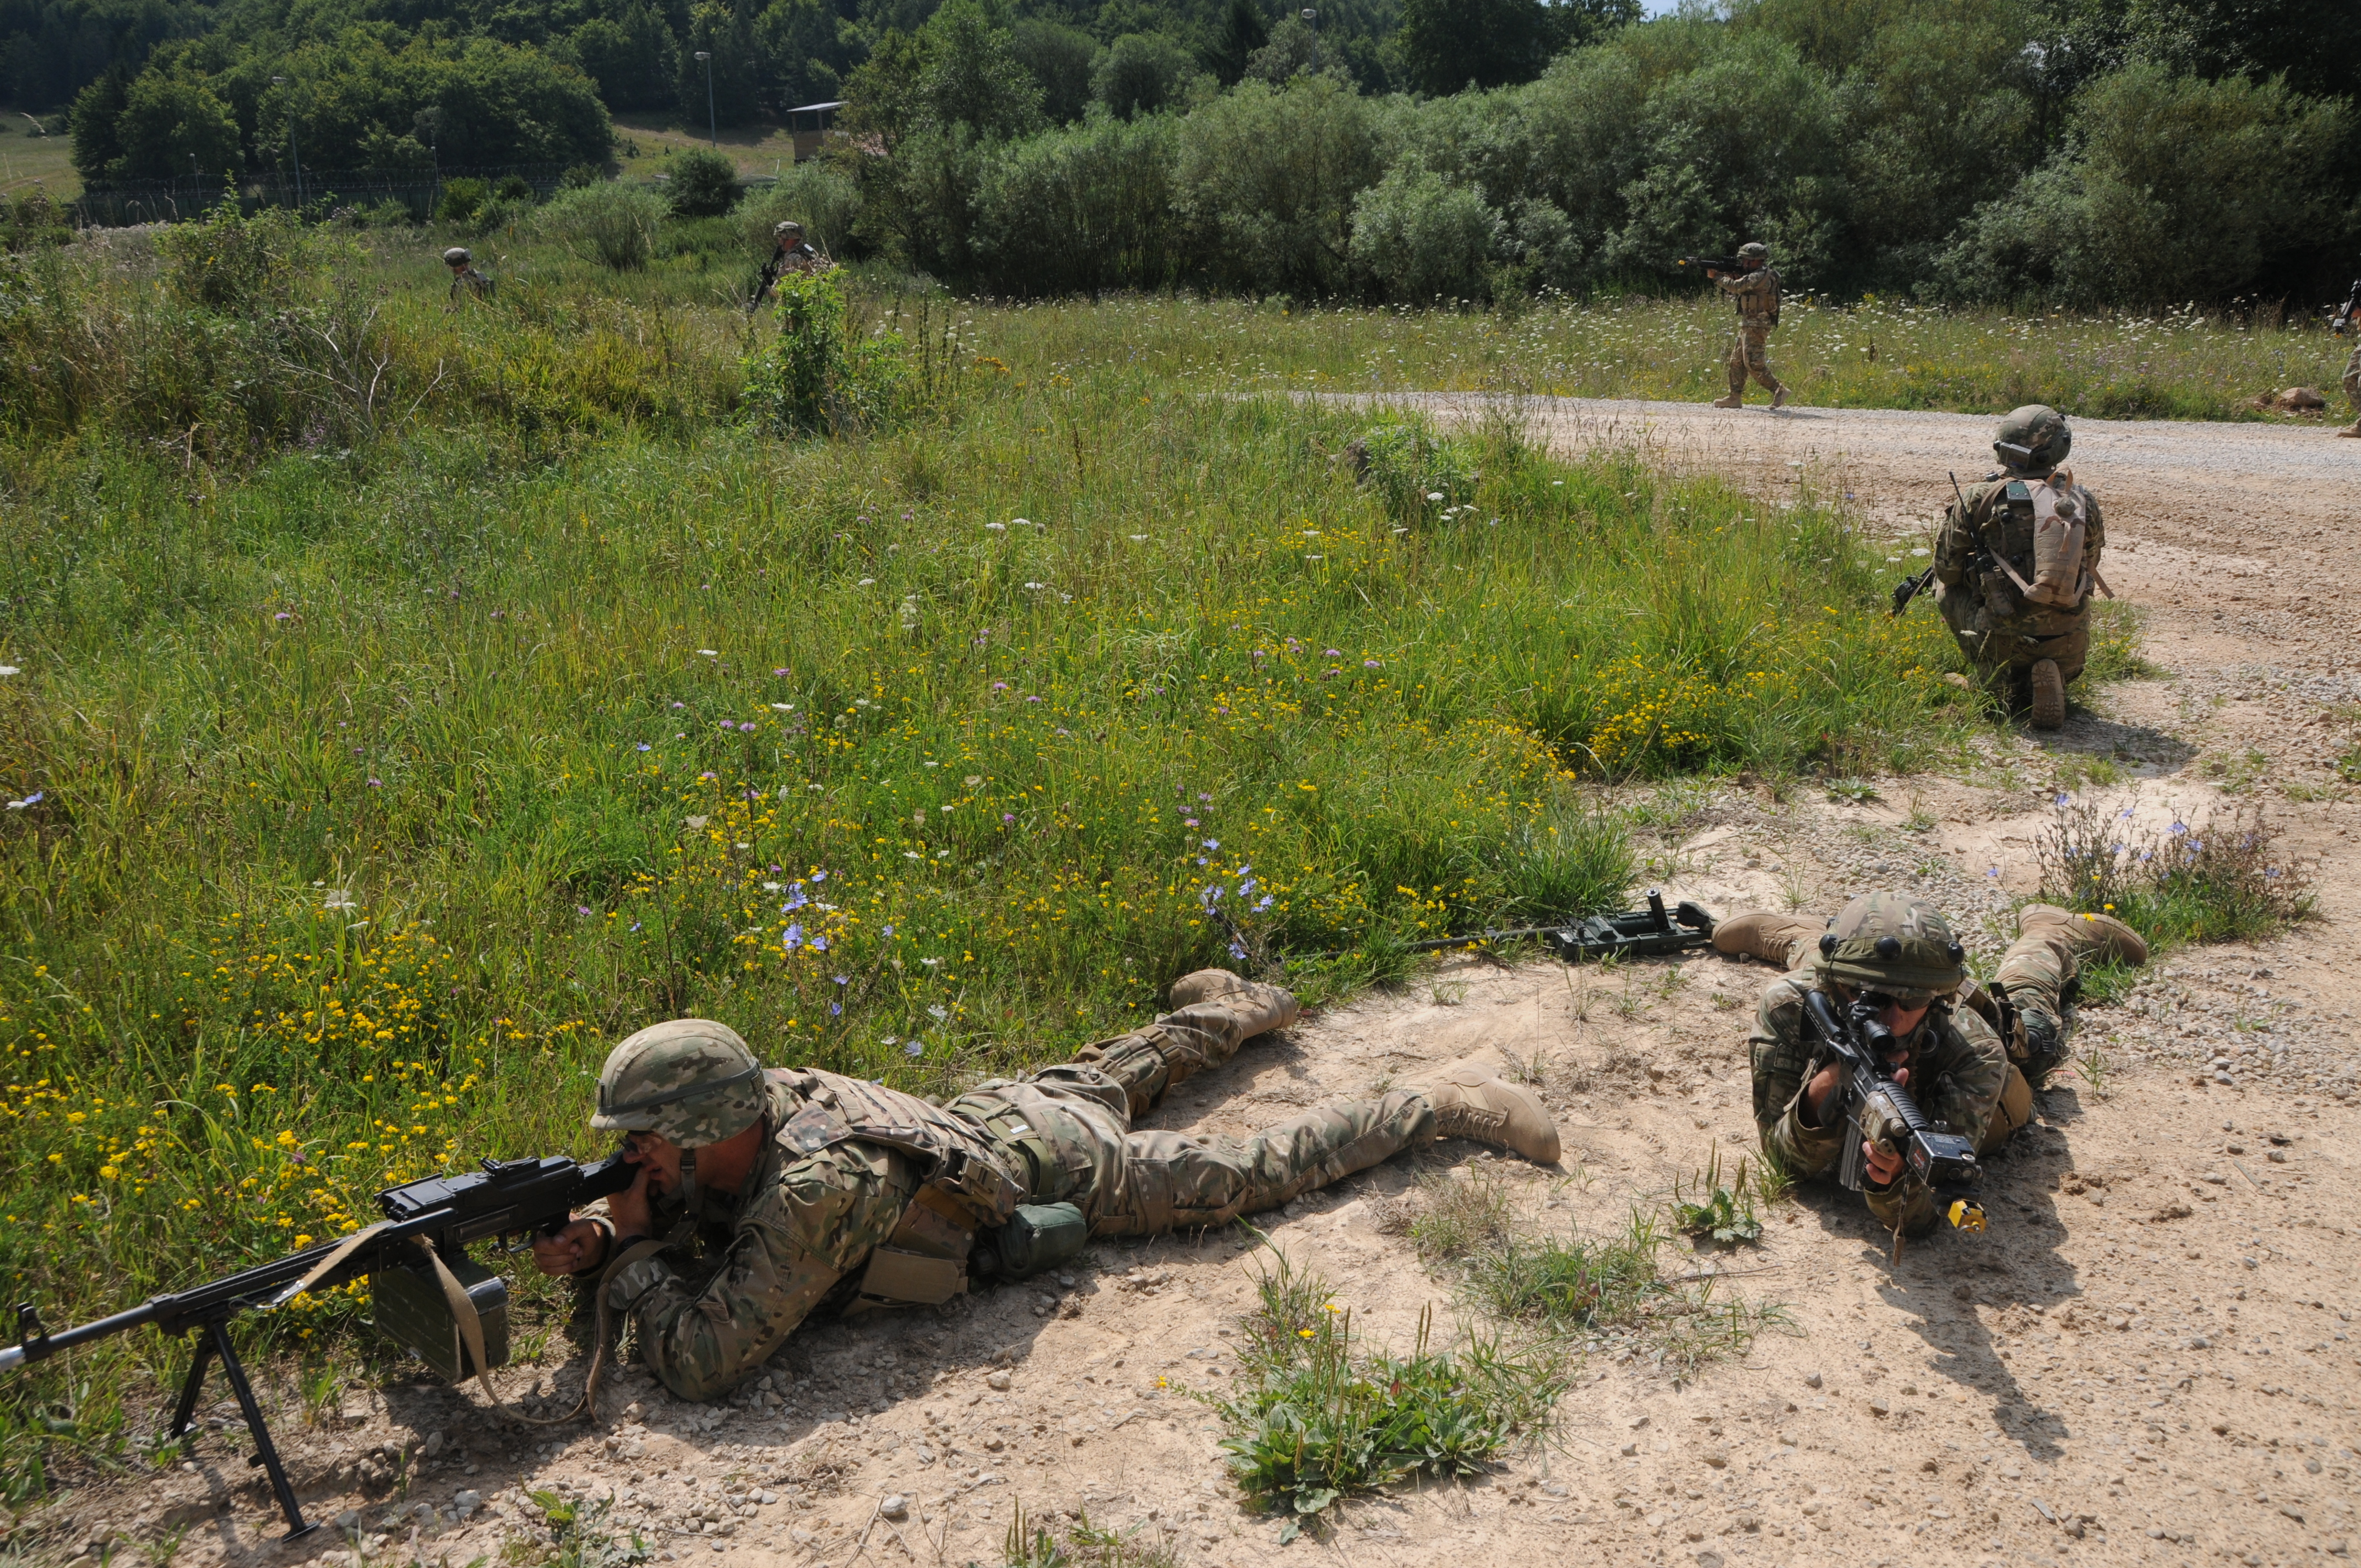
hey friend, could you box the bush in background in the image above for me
[737,161,863,259]
[742,266,910,434]
[536,181,666,270]
[667,148,742,218]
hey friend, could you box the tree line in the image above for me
[34,0,2361,308]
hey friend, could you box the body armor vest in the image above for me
[765,1069,1026,1313]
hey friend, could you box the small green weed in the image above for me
[2335,743,2361,785]
[2084,600,2165,682]
[1406,1166,1514,1260]
[1671,1151,1764,1246]
[516,1490,647,1567]
[1825,779,1881,804]
[1461,1210,1666,1328]
[1213,1254,1560,1537]
[1004,1502,1179,1568]
[2068,956,2142,1009]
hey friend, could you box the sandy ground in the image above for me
[27,398,2361,1568]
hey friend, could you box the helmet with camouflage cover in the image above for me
[1994,404,2070,471]
[591,1019,765,1146]
[1737,241,1769,263]
[774,220,803,239]
[1809,892,1968,1003]
[443,247,472,266]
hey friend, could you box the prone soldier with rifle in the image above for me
[1721,891,2145,1242]
[2333,269,2360,439]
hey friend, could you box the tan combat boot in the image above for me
[1167,968,1300,1035]
[1711,911,1823,967]
[2017,904,2149,967]
[1712,392,1744,409]
[2337,421,2361,438]
[1417,1060,1561,1164]
[1771,384,1790,410]
[2028,658,2066,730]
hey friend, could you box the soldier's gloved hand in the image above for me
[532,1218,608,1276]
[1862,1139,1905,1187]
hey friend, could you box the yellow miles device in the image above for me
[1947,1199,1987,1233]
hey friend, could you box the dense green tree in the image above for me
[676,2,765,129]
[1171,72,1386,295]
[1397,0,1550,94]
[1010,16,1099,121]
[107,63,240,178]
[1093,30,1188,116]
[68,66,130,177]
[1205,0,1265,84]
[753,0,863,111]
[971,108,1178,291]
[567,4,677,110]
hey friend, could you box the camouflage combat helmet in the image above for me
[443,247,472,266]
[774,220,803,238]
[591,1019,765,1146]
[1994,404,2071,471]
[1809,892,1967,1003]
[1737,241,1769,263]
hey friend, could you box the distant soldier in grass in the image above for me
[530,971,1558,1400]
[1708,241,1788,411]
[1932,404,2108,731]
[444,246,493,303]
[2333,270,2360,438]
[1718,893,2146,1237]
[749,220,825,312]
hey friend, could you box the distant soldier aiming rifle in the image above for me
[749,220,826,312]
[1683,242,1789,411]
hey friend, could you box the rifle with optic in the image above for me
[1797,988,1987,1235]
[1675,254,1750,276]
[0,1151,635,1539]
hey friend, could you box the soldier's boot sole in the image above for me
[2028,658,2066,730]
[2017,903,2150,967]
[1167,968,1300,1035]
[1417,1061,1560,1164]
[1711,394,1745,409]
[1710,911,1824,966]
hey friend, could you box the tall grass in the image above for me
[0,223,2053,1497]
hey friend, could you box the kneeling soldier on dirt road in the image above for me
[1933,404,2109,730]
[531,971,1557,1399]
[1719,892,2145,1236]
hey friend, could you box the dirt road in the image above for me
[39,401,2361,1567]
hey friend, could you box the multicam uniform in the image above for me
[1932,471,2106,696]
[1750,972,2009,1236]
[1715,265,1785,400]
[597,997,1445,1400]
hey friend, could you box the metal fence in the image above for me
[72,165,579,227]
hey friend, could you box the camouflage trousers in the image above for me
[1727,322,1782,395]
[946,999,1434,1236]
[1936,586,2091,692]
[2344,339,2361,417]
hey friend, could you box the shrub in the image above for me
[494,174,536,203]
[558,162,602,189]
[437,177,490,222]
[666,148,741,218]
[1093,32,1190,119]
[737,161,862,259]
[536,181,666,270]
[1348,162,1504,303]
[155,194,321,313]
[1172,75,1388,297]
[742,267,910,435]
[971,112,1180,296]
[1347,418,1479,521]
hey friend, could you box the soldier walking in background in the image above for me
[2333,270,2360,437]
[1709,241,1788,410]
[531,970,1558,1400]
[444,246,493,303]
[1931,405,2107,730]
[750,220,825,312]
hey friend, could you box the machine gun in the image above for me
[1399,889,1717,961]
[1676,254,1751,276]
[0,1151,637,1539]
[2333,277,2360,336]
[1798,988,1987,1235]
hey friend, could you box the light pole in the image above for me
[1302,9,1319,75]
[695,51,716,148]
[270,75,303,211]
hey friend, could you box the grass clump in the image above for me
[1005,1501,1181,1568]
[1671,1150,1764,1247]
[1209,1250,1565,1538]
[2037,794,2314,947]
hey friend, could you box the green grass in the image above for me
[1208,1250,1568,1535]
[2037,795,2315,949]
[0,222,2118,1501]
